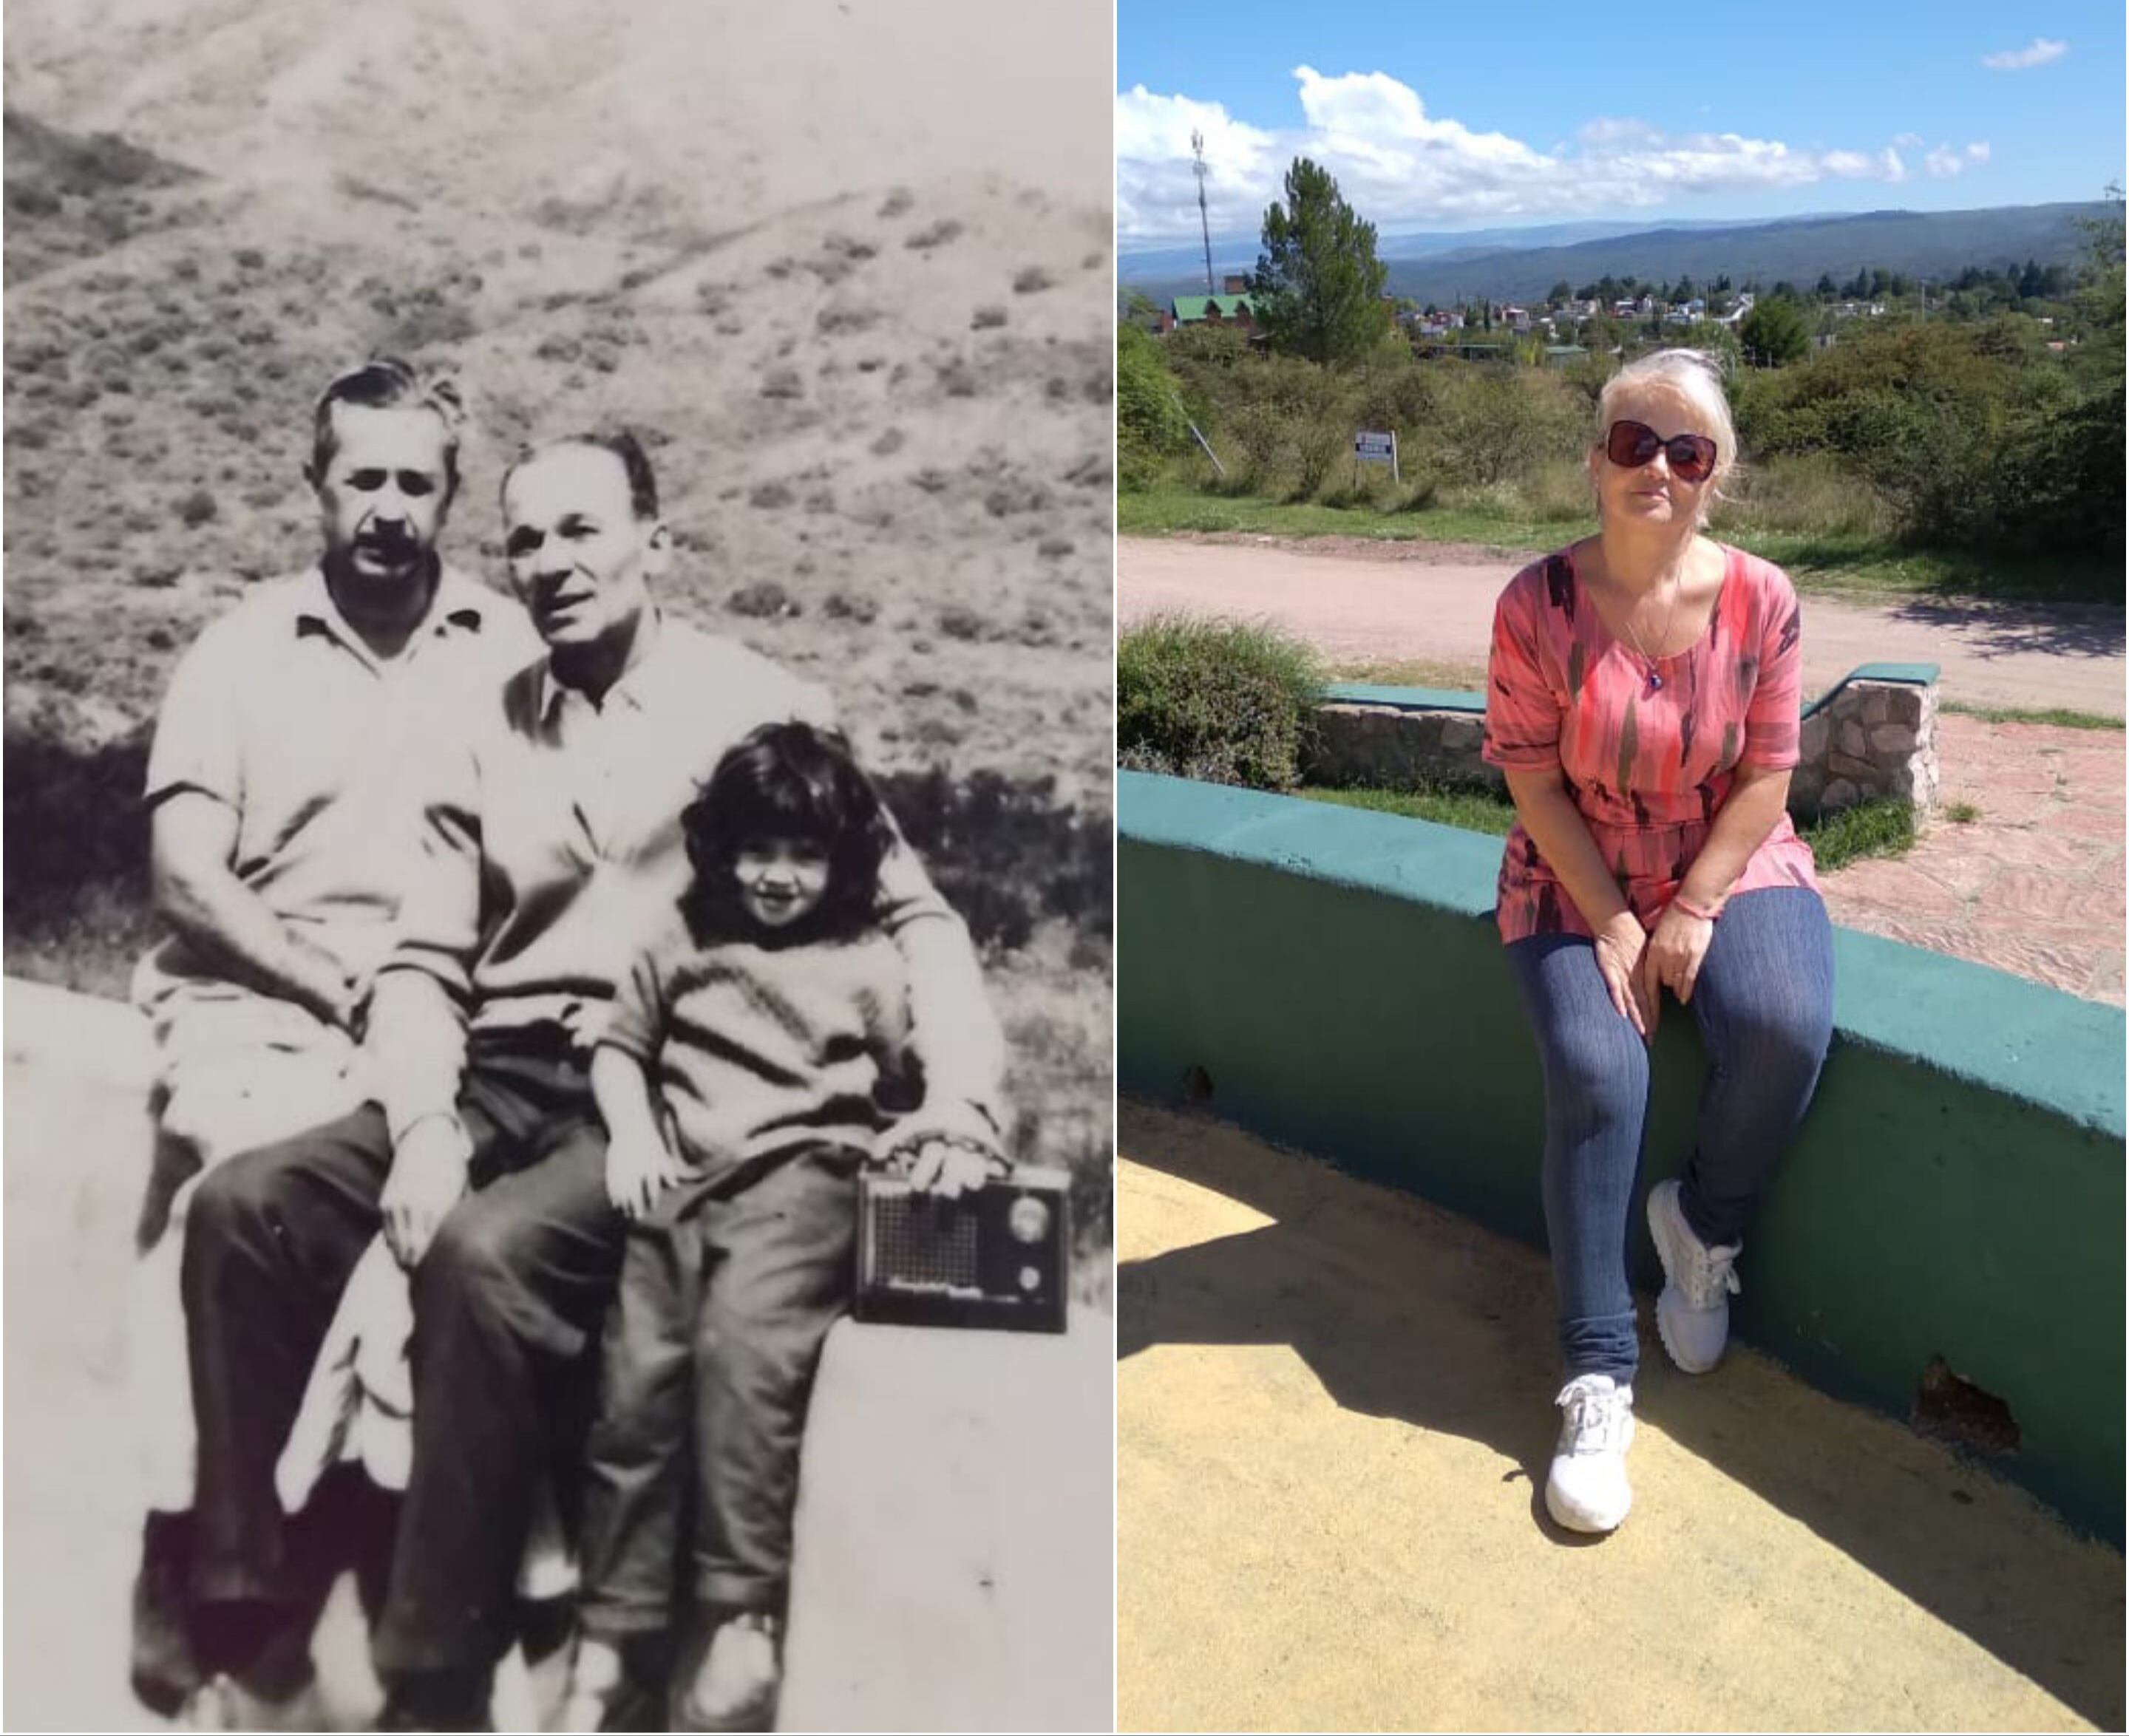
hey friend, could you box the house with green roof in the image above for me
[1158,293,1257,335]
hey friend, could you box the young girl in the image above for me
[561,720,1002,1732]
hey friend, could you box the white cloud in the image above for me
[1580,117,1666,147]
[1916,140,1991,180]
[1116,70,1926,242]
[1113,84,1282,244]
[1892,132,1923,149]
[1981,37,2068,69]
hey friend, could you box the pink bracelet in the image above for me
[1670,892,1722,922]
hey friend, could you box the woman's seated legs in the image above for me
[1683,887,1836,1247]
[1507,935,1652,1381]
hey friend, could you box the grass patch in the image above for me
[1294,781,1918,876]
[1798,797,1916,871]
[1945,800,1982,823]
[1296,781,1516,836]
[1329,656,1489,692]
[1121,487,2122,605]
[1118,487,1576,554]
[1939,701,2125,730]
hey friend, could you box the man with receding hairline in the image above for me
[180,427,1003,1728]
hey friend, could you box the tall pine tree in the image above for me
[1250,158,1391,367]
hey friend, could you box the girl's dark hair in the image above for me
[680,721,894,944]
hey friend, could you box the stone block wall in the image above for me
[1305,703,1503,793]
[1791,676,1939,815]
[1307,666,1940,819]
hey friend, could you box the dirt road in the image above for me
[1121,536,2127,716]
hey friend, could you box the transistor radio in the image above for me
[855,1164,1070,1333]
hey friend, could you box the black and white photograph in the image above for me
[3,2,1116,1729]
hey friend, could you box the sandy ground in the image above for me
[1117,1100,2125,1735]
[1119,536,2128,718]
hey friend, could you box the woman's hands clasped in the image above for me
[1596,901,1717,1042]
[1641,899,1717,1018]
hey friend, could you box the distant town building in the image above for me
[1158,293,1257,334]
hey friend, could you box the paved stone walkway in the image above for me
[1818,714,2126,1005]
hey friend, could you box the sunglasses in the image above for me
[1604,419,1718,484]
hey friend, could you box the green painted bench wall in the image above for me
[1118,769,2125,1539]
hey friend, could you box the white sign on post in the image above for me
[1354,429,1399,483]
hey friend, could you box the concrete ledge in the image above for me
[784,1318,1113,1732]
[1118,770,2125,1538]
[1,977,1112,1729]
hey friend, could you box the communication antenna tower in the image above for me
[1191,129,1215,296]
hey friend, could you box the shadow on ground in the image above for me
[1884,595,2127,664]
[1118,1098,2125,1732]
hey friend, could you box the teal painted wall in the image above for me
[1318,661,1940,721]
[1119,770,2126,1539]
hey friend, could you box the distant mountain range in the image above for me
[1122,202,2113,307]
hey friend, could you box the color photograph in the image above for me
[1116,4,2126,1729]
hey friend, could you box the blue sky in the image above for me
[1116,2,2126,247]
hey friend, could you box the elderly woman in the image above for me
[1481,349,1834,1534]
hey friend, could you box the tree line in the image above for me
[1119,160,2124,571]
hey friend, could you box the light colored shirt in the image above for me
[604,908,914,1175]
[1482,542,1820,944]
[376,610,1003,1138]
[132,563,536,1047]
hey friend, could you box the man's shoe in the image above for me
[175,1672,326,1732]
[1544,1373,1636,1534]
[173,1676,237,1731]
[130,1511,204,1718]
[553,1636,631,1734]
[676,1611,780,1732]
[373,1668,492,1732]
[1647,1178,1742,1374]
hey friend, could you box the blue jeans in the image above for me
[1505,888,1836,1382]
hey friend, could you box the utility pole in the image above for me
[1191,129,1215,297]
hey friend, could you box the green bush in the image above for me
[1731,321,2119,554]
[1117,323,1189,491]
[1117,616,1324,790]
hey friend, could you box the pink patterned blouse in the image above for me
[1481,541,1821,944]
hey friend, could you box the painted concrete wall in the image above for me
[1118,771,2126,1539]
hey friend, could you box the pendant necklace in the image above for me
[1616,570,1683,695]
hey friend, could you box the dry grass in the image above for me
[4,114,1116,1267]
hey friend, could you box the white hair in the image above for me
[1595,348,1739,517]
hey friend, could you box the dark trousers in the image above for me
[181,1032,624,1685]
[577,1143,861,1638]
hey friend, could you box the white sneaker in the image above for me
[679,1610,781,1732]
[1545,1373,1635,1533]
[1647,1178,1742,1374]
[553,1637,625,1734]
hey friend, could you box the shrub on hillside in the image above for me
[1117,323,1189,491]
[1424,366,1587,489]
[1731,320,2119,554]
[1117,616,1323,790]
